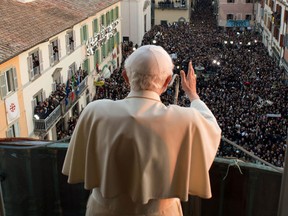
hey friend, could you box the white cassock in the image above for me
[62,90,222,216]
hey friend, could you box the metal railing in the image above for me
[155,2,188,9]
[33,105,61,132]
[60,91,77,114]
[77,76,88,96]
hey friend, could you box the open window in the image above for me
[27,49,43,80]
[49,39,61,66]
[66,30,75,55]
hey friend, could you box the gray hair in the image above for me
[124,45,174,91]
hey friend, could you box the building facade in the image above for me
[0,0,122,140]
[256,0,288,81]
[217,0,256,29]
[152,0,191,25]
[0,56,28,138]
[121,0,152,46]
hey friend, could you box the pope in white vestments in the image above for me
[62,45,222,215]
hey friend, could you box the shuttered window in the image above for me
[111,9,114,22]
[93,19,99,35]
[6,121,20,138]
[27,50,42,80]
[94,49,100,66]
[0,73,7,99]
[66,31,75,55]
[106,12,110,26]
[101,14,105,27]
[116,32,120,46]
[101,44,106,61]
[80,25,88,44]
[115,6,119,19]
[82,59,90,74]
[0,68,18,99]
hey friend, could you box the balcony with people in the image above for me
[33,67,88,132]
[156,0,188,10]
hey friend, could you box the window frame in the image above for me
[27,49,43,81]
[227,14,234,20]
[6,121,20,138]
[66,30,75,55]
[0,67,18,99]
[246,14,252,21]
[80,24,89,45]
[101,14,106,27]
[49,38,61,66]
[93,18,99,36]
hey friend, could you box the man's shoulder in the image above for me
[85,99,125,110]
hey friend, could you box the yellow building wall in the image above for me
[155,9,190,25]
[0,56,28,138]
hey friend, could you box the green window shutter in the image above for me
[12,68,18,90]
[82,59,90,74]
[80,26,84,44]
[106,12,110,26]
[110,38,113,52]
[94,49,99,67]
[112,36,115,50]
[116,32,120,45]
[0,73,7,98]
[101,15,105,27]
[116,6,119,19]
[101,45,105,61]
[84,25,88,42]
[106,42,109,56]
[93,19,98,35]
[106,38,111,54]
[111,9,114,22]
[87,58,90,74]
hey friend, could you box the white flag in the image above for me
[5,92,20,124]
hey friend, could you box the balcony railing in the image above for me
[155,1,188,10]
[77,76,88,96]
[61,91,77,114]
[33,105,61,132]
[61,77,88,115]
[33,76,88,133]
[0,137,287,216]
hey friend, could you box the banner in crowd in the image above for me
[94,80,105,86]
[266,114,281,118]
[5,92,20,124]
[226,20,250,28]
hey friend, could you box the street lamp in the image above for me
[34,114,40,120]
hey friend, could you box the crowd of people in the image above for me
[34,67,88,120]
[157,0,186,9]
[56,115,79,140]
[91,1,287,167]
[48,1,287,167]
[145,2,287,167]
